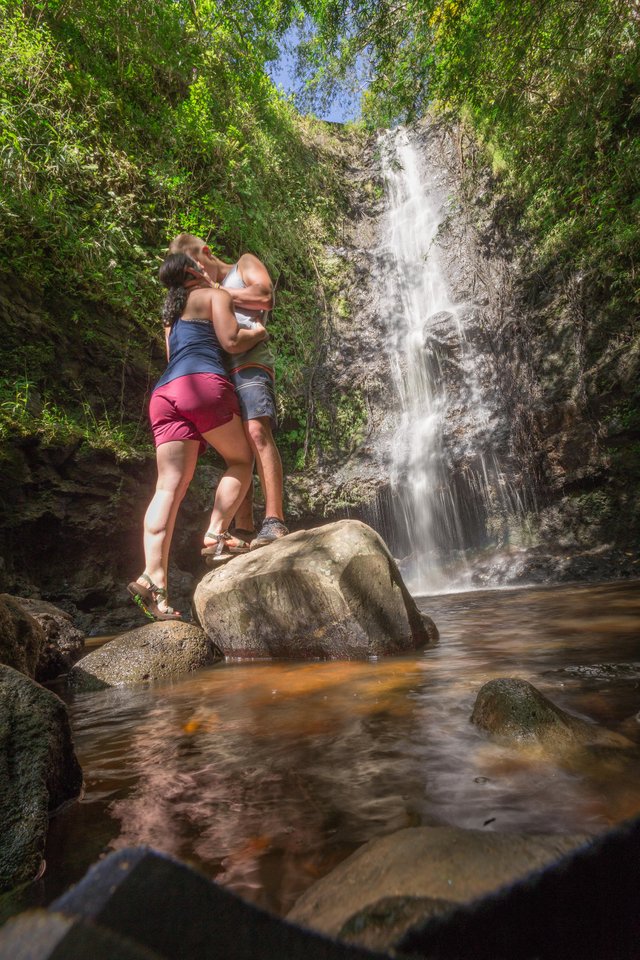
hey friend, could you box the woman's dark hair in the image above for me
[158,253,204,327]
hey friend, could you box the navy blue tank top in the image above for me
[154,318,227,389]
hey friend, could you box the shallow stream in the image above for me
[20,580,640,918]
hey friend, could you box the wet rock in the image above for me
[618,710,640,743]
[193,520,436,660]
[556,663,640,681]
[471,678,633,752]
[68,621,220,691]
[0,665,83,893]
[338,895,455,952]
[2,846,381,960]
[0,911,158,960]
[0,593,45,677]
[287,826,587,940]
[11,597,85,681]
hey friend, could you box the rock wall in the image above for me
[0,434,224,632]
[289,118,639,583]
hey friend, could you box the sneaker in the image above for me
[250,517,289,550]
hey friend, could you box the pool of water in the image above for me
[13,580,640,918]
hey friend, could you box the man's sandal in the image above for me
[127,574,183,622]
[200,531,248,565]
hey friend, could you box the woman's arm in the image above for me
[164,326,171,362]
[209,288,267,354]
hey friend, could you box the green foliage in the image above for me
[0,378,148,459]
[0,0,355,467]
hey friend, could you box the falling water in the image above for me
[377,127,530,593]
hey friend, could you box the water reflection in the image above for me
[42,581,640,915]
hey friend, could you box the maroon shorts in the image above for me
[149,373,240,451]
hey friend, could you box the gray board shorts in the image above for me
[231,367,278,429]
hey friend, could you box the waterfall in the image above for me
[376,127,531,594]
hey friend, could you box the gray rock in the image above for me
[0,911,161,959]
[338,895,456,952]
[287,826,588,940]
[0,593,45,677]
[471,677,633,753]
[193,520,437,659]
[67,621,221,691]
[0,665,83,893]
[12,597,85,681]
[47,846,377,960]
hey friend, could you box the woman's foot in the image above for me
[201,530,249,563]
[127,574,182,621]
[230,527,256,548]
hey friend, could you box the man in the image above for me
[168,233,288,549]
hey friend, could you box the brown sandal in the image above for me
[127,574,182,622]
[201,530,248,564]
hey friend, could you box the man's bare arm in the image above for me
[231,253,274,312]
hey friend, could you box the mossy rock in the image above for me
[0,665,83,893]
[68,621,221,691]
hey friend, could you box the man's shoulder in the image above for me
[237,251,266,269]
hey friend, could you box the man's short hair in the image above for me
[168,233,206,257]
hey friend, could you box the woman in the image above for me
[128,253,267,621]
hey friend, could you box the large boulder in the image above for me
[12,597,85,682]
[193,520,437,659]
[0,593,45,676]
[287,825,587,942]
[67,621,221,692]
[0,665,83,893]
[471,678,634,753]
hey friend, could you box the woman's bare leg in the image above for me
[138,439,199,607]
[201,415,253,541]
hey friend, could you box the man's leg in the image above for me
[244,417,284,521]
[231,369,287,546]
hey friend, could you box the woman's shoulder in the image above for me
[184,285,231,316]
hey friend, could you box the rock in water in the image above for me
[0,593,45,677]
[0,665,83,893]
[287,826,588,942]
[11,597,85,681]
[471,677,633,752]
[67,621,221,691]
[193,520,437,659]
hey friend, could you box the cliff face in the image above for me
[291,118,639,583]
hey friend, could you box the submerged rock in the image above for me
[67,621,221,691]
[287,825,587,941]
[338,895,456,952]
[471,677,633,752]
[0,665,83,893]
[11,597,85,681]
[193,520,437,660]
[0,593,45,677]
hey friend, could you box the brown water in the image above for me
[23,581,640,917]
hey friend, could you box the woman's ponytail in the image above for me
[158,253,204,328]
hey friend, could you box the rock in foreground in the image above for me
[194,520,437,659]
[68,621,221,692]
[0,665,83,893]
[287,826,588,942]
[471,678,633,753]
[0,594,45,677]
[13,597,85,681]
